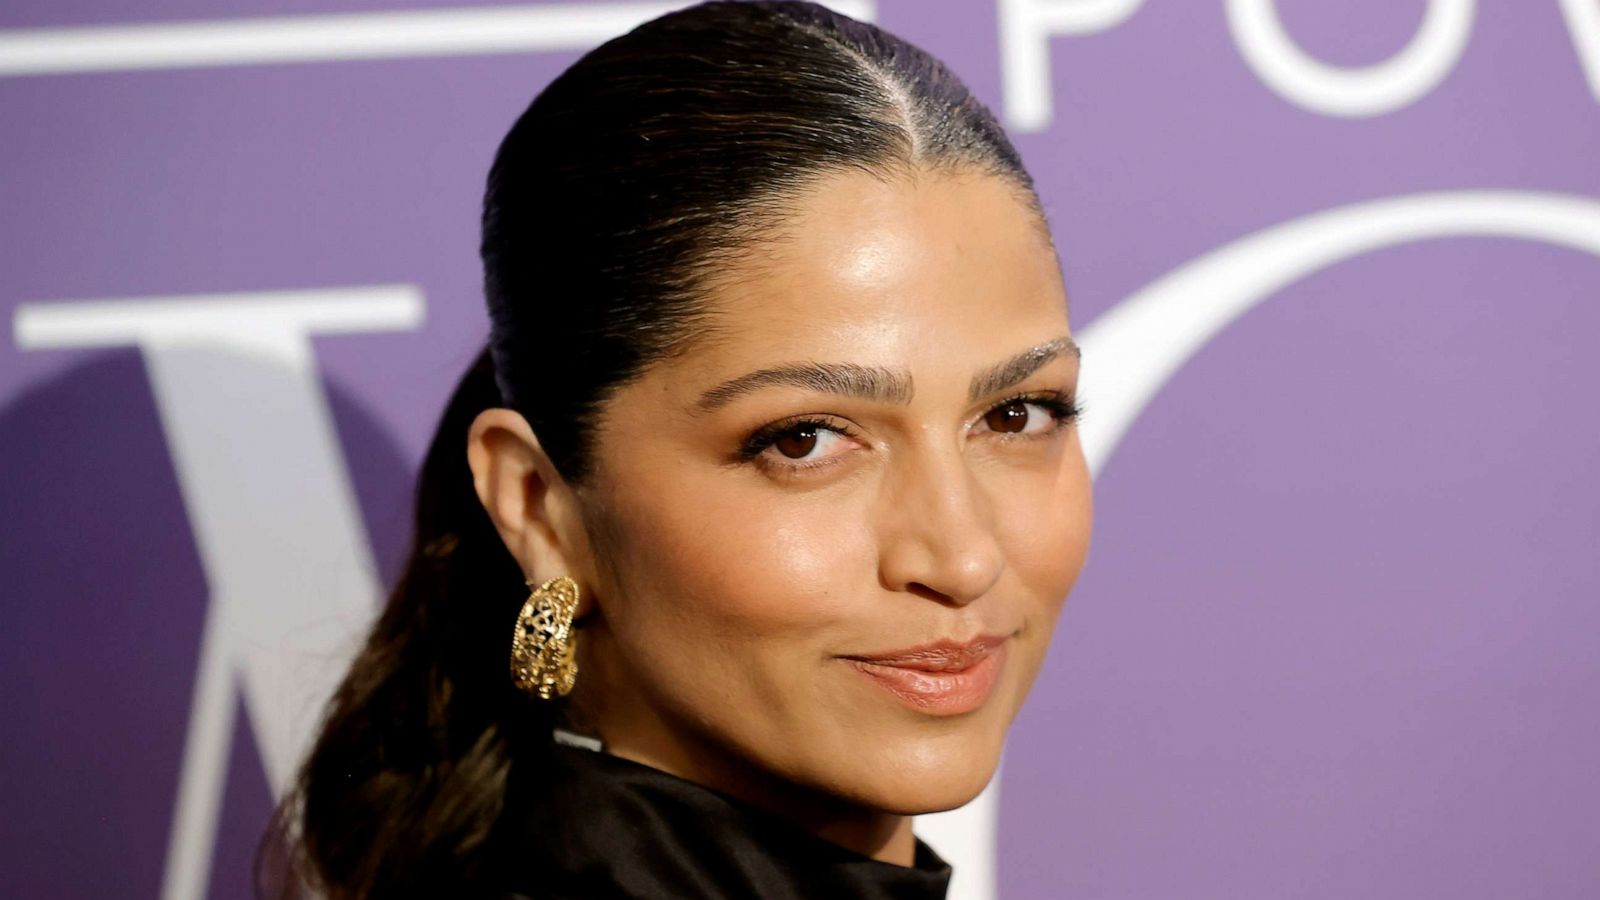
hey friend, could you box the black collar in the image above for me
[492,741,952,899]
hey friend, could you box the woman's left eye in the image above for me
[977,393,1081,437]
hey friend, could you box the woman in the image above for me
[269,1,1092,897]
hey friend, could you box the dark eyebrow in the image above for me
[967,335,1080,403]
[693,335,1079,412]
[696,362,913,412]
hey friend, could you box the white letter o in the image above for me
[1226,0,1475,117]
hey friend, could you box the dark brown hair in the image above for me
[266,2,1039,896]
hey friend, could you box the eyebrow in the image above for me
[695,361,913,412]
[967,335,1080,402]
[693,335,1080,412]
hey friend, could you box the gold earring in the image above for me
[509,574,580,700]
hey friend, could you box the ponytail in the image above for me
[264,347,552,899]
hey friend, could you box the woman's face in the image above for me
[572,166,1092,816]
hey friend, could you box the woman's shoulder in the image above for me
[485,743,950,900]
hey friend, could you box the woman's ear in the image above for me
[466,408,597,616]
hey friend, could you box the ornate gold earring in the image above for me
[509,574,580,700]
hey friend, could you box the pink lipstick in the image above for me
[841,635,1009,716]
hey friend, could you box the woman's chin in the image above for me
[860,776,996,818]
[833,733,1005,816]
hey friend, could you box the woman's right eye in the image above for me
[769,423,826,459]
[737,417,858,472]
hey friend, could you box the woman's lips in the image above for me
[841,636,1009,716]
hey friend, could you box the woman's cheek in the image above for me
[626,478,868,635]
[721,495,875,628]
[1000,461,1092,612]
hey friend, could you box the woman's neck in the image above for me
[606,737,916,865]
[573,712,915,865]
[811,809,916,866]
[564,640,921,866]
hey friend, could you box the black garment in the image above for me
[492,741,952,899]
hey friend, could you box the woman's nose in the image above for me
[875,438,1006,607]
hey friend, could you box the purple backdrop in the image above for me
[3,2,1598,898]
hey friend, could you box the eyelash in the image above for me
[735,390,1084,474]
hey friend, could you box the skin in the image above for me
[467,165,1093,866]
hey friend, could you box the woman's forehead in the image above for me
[682,167,1068,372]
